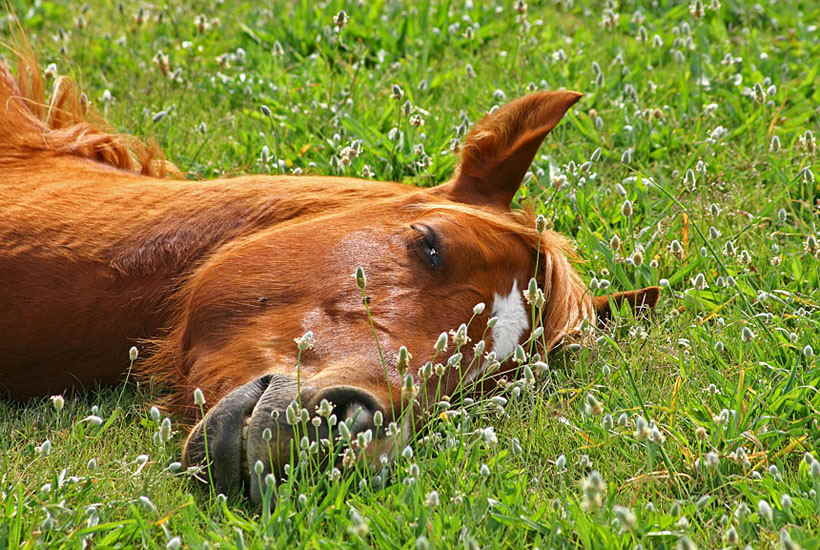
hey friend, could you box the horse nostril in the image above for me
[183,379,386,505]
[339,401,373,433]
[309,386,383,435]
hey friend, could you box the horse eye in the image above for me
[410,224,443,269]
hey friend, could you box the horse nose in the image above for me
[306,385,384,436]
[182,376,388,504]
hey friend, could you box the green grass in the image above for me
[1,0,818,548]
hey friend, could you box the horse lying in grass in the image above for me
[0,47,659,501]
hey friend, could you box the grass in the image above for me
[1,0,818,548]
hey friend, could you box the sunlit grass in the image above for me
[1,0,817,548]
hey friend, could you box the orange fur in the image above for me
[0,41,176,177]
[0,44,657,432]
[445,90,583,207]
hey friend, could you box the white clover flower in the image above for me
[159,418,172,442]
[523,277,539,305]
[193,388,205,406]
[691,273,708,290]
[50,395,65,411]
[613,505,637,530]
[810,459,820,479]
[581,470,606,511]
[285,401,300,426]
[451,324,470,347]
[83,415,103,426]
[139,496,157,513]
[357,430,372,449]
[758,499,773,523]
[585,393,604,416]
[37,439,52,456]
[621,200,634,217]
[648,421,666,444]
[348,507,370,537]
[434,332,448,354]
[634,415,650,440]
[480,426,498,446]
[316,399,333,418]
[401,373,417,399]
[294,330,315,352]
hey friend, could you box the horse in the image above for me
[0,44,659,501]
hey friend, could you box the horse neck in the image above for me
[2,155,399,281]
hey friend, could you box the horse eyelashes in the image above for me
[410,224,443,270]
[424,241,443,269]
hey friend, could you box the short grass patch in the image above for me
[1,0,818,548]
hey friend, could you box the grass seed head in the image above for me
[193,388,205,407]
[758,499,773,523]
[50,395,64,411]
[581,470,606,511]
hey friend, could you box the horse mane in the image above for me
[0,36,178,177]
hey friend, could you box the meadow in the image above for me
[1,0,818,548]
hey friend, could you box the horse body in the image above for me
[0,46,659,501]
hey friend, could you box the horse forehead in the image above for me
[490,280,529,358]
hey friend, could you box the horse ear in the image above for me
[593,287,661,324]
[436,90,582,208]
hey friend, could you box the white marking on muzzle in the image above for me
[490,280,529,359]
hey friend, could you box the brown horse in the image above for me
[0,46,659,500]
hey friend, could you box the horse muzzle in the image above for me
[181,374,385,503]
